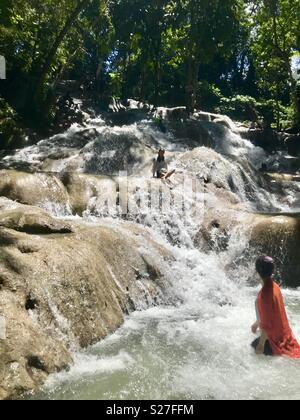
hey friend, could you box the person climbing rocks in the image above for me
[251,256,300,358]
[152,149,175,181]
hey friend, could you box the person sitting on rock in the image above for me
[251,256,300,358]
[152,149,175,180]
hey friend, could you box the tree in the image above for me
[1,0,300,133]
[0,0,112,119]
[249,0,300,128]
[166,0,245,113]
[110,0,171,106]
[32,0,92,103]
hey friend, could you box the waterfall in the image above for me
[3,113,300,400]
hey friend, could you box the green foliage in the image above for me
[0,0,299,129]
[109,72,124,98]
[197,81,222,111]
[0,97,22,148]
[249,0,300,126]
[217,94,292,128]
[0,0,113,117]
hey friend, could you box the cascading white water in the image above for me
[29,215,300,400]
[10,115,300,400]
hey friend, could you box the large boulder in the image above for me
[155,108,238,134]
[0,291,72,400]
[284,134,300,157]
[0,199,172,399]
[194,111,239,133]
[177,147,270,208]
[0,197,73,234]
[166,120,215,149]
[0,170,119,217]
[195,204,300,288]
[59,172,117,216]
[156,107,189,122]
[194,210,300,288]
[0,171,69,210]
[249,214,300,287]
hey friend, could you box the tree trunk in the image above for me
[154,59,161,108]
[32,0,91,104]
[140,67,146,103]
[291,79,300,129]
[186,54,200,115]
[185,0,200,115]
[271,13,299,128]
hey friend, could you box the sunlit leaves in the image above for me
[249,0,300,123]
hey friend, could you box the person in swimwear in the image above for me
[251,256,300,358]
[152,149,175,180]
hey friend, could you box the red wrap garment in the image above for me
[257,280,300,358]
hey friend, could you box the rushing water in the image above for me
[9,114,300,400]
[30,233,300,400]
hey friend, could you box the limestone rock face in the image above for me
[177,147,268,206]
[197,209,300,288]
[59,172,117,216]
[0,198,73,234]
[0,292,72,400]
[1,112,299,400]
[0,170,119,217]
[167,120,215,149]
[284,134,300,157]
[0,200,172,399]
[0,171,69,208]
[249,214,300,287]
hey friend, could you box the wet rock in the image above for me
[242,128,281,153]
[194,203,248,253]
[59,172,117,216]
[80,131,154,175]
[265,173,300,183]
[167,120,215,149]
[264,155,300,174]
[141,254,163,281]
[0,198,73,234]
[284,134,300,157]
[249,214,300,287]
[0,291,72,400]
[0,171,69,209]
[106,110,149,126]
[178,147,270,207]
[194,111,239,133]
[0,200,172,399]
[155,107,189,122]
[0,170,119,217]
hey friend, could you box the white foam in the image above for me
[13,114,300,400]
[44,351,134,389]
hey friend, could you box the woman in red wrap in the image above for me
[251,256,300,358]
